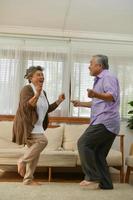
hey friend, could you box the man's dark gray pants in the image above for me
[77,124,116,189]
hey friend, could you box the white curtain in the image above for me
[70,40,133,119]
[0,37,70,116]
[70,52,94,117]
[109,57,133,118]
[0,48,25,114]
[0,36,133,119]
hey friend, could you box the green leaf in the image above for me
[128,110,133,114]
[128,101,133,106]
[127,101,133,129]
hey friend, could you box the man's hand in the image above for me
[71,100,81,107]
[87,88,114,101]
[87,89,96,98]
[71,100,92,108]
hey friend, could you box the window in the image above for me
[0,58,21,114]
[0,38,133,119]
[71,62,94,117]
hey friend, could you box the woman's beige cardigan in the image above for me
[12,85,58,145]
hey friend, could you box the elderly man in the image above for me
[71,55,120,189]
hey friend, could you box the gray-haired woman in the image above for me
[12,66,65,185]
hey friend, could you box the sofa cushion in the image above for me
[75,149,122,166]
[0,147,27,165]
[0,148,27,158]
[63,124,89,151]
[106,149,122,166]
[44,126,64,151]
[39,150,77,167]
[0,121,13,141]
[125,155,133,167]
[0,121,26,148]
[0,138,21,148]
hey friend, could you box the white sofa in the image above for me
[0,117,124,182]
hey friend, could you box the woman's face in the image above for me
[30,70,44,87]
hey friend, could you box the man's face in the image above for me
[88,57,103,76]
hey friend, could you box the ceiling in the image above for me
[0,0,133,37]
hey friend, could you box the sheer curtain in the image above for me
[0,48,25,114]
[110,57,133,118]
[0,37,70,116]
[70,52,94,117]
[0,36,133,119]
[70,40,133,119]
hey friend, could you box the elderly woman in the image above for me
[12,66,65,185]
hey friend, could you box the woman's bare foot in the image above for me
[17,160,26,177]
[23,181,42,186]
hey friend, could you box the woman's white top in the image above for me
[30,83,48,134]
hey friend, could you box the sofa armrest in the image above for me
[116,134,125,179]
[129,143,133,155]
[117,134,124,151]
[116,134,124,164]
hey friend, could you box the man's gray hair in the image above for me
[93,55,109,69]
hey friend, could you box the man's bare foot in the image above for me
[17,160,26,177]
[79,180,98,189]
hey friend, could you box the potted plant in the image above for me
[127,101,133,129]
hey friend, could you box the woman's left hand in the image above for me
[58,93,65,102]
[56,93,65,105]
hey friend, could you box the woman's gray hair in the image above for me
[24,66,44,83]
[93,55,109,69]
